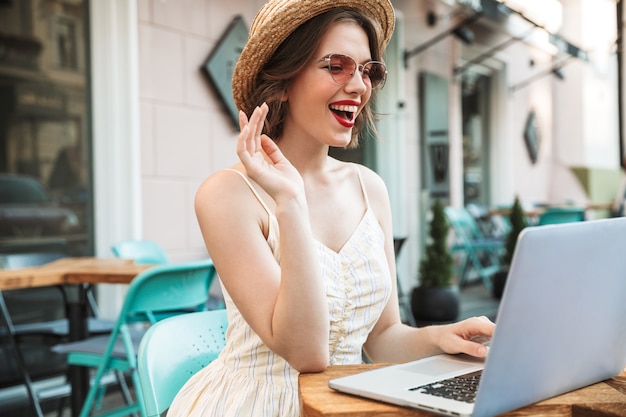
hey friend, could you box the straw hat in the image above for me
[232,0,395,115]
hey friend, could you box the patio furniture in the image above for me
[52,258,216,417]
[393,237,415,326]
[0,252,114,417]
[137,309,228,417]
[444,207,504,290]
[537,207,586,225]
[111,240,169,265]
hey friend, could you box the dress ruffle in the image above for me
[168,360,300,417]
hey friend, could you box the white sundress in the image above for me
[167,166,392,417]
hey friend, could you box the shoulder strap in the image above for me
[225,169,273,217]
[352,164,370,208]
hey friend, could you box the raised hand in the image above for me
[237,103,304,204]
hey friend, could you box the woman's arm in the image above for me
[195,105,329,372]
[359,167,494,362]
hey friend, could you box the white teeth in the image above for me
[329,104,358,112]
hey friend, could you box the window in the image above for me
[55,17,79,70]
[0,0,92,256]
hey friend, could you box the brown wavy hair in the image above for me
[247,8,385,149]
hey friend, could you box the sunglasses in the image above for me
[319,53,387,90]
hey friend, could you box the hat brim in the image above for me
[232,0,395,116]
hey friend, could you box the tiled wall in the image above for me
[136,0,263,261]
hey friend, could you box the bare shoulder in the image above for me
[196,169,235,213]
[195,167,266,228]
[352,163,389,199]
[196,167,245,204]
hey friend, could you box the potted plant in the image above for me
[411,198,460,324]
[491,196,528,299]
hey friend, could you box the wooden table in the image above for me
[0,257,151,417]
[299,364,626,417]
[488,202,615,219]
[0,257,149,290]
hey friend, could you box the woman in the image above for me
[168,0,494,415]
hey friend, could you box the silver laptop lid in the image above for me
[473,217,626,417]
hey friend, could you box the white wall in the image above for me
[136,0,265,262]
[557,0,618,169]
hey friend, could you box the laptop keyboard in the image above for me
[408,370,483,404]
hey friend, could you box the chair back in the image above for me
[122,259,216,323]
[537,207,585,226]
[111,239,169,264]
[0,251,68,324]
[137,309,228,417]
[444,207,487,242]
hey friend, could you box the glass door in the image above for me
[461,70,491,207]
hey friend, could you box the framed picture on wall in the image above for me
[524,110,540,164]
[202,16,248,130]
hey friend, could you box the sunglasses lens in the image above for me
[363,62,386,89]
[328,55,356,84]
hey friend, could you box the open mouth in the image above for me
[329,104,357,122]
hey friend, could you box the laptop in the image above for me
[329,217,626,417]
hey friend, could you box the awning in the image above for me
[404,0,588,69]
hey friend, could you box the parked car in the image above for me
[0,174,79,239]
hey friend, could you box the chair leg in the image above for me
[469,257,486,289]
[456,255,471,287]
[113,370,141,417]
[468,250,498,291]
[57,395,67,417]
[85,285,102,317]
[478,268,494,291]
[115,370,134,405]
[78,362,112,417]
[78,368,143,417]
[129,369,146,417]
[0,293,45,417]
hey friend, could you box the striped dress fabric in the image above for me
[167,166,392,417]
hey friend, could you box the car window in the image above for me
[0,177,52,205]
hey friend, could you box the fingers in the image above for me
[463,317,494,358]
[439,316,495,359]
[460,339,489,358]
[260,134,284,165]
[238,109,248,131]
[254,103,268,138]
[237,104,269,160]
[236,124,251,160]
[470,316,495,334]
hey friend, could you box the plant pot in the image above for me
[411,286,460,323]
[491,269,508,300]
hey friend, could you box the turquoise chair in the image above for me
[111,240,169,265]
[53,259,217,417]
[112,239,225,311]
[537,207,585,225]
[444,207,504,290]
[137,309,228,417]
